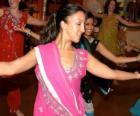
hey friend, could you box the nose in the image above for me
[89,24,94,30]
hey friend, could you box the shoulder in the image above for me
[76,49,88,67]
[76,49,88,58]
[37,42,54,50]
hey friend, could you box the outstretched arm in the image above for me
[96,42,140,63]
[92,11,103,19]
[27,15,47,26]
[117,15,140,27]
[0,49,37,77]
[87,53,140,80]
[15,26,40,40]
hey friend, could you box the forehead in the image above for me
[67,11,85,22]
[86,18,94,22]
[110,0,115,5]
[8,0,20,2]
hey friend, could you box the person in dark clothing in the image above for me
[75,11,140,115]
[11,9,140,116]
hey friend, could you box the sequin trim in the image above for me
[36,72,71,116]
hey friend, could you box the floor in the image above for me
[94,79,140,116]
[0,69,37,116]
[0,60,140,116]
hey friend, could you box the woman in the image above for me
[0,0,46,116]
[76,11,140,116]
[92,0,140,87]
[0,4,140,116]
[93,0,140,55]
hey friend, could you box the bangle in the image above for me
[27,29,32,36]
[137,54,140,62]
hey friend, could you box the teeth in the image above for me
[87,29,92,31]
[87,30,92,32]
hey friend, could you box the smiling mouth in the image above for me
[86,30,93,32]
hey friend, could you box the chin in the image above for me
[87,33,92,36]
[73,39,80,43]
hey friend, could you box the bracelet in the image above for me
[137,54,140,62]
[27,29,32,36]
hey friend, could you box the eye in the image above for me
[77,23,81,26]
[85,23,90,26]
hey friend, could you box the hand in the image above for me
[14,25,31,35]
[14,25,26,33]
[134,72,140,79]
[137,54,140,62]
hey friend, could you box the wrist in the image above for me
[26,29,32,36]
[134,72,140,79]
[137,54,140,62]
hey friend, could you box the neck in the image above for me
[55,33,73,51]
[9,6,19,13]
[108,11,113,15]
[9,6,19,12]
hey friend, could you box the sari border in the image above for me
[34,47,72,115]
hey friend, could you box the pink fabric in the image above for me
[34,41,88,116]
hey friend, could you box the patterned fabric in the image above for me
[0,8,28,61]
[0,8,28,111]
[98,14,121,55]
[34,41,88,116]
[76,36,99,102]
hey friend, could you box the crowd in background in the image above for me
[0,0,140,116]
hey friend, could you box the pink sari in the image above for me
[34,41,88,116]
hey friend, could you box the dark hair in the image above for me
[85,11,94,20]
[19,1,27,10]
[40,3,85,44]
[6,0,26,10]
[104,0,119,14]
[85,11,101,26]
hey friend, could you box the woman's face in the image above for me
[84,18,94,37]
[8,0,20,9]
[108,0,116,12]
[63,11,85,43]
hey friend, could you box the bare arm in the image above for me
[92,11,103,19]
[96,42,139,63]
[15,26,40,40]
[0,49,37,76]
[117,15,140,27]
[27,15,47,26]
[87,53,140,80]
